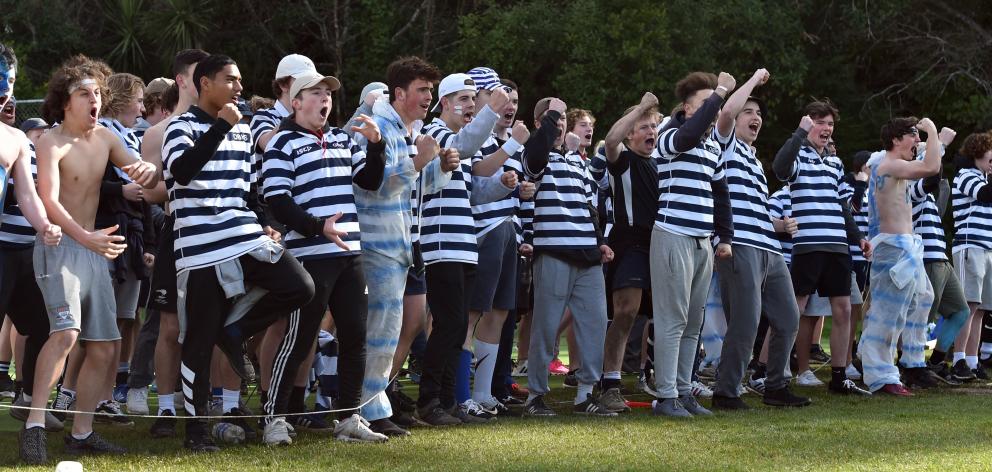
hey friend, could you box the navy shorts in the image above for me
[404,266,427,296]
[609,245,651,291]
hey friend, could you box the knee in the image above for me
[291,275,317,308]
[47,330,78,352]
[84,341,115,364]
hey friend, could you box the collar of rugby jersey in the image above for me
[272,100,291,119]
[278,115,330,139]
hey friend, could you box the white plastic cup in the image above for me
[55,461,84,472]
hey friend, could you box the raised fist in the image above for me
[218,103,242,126]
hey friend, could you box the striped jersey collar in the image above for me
[278,116,330,136]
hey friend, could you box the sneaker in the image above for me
[498,394,524,406]
[222,408,258,441]
[150,409,177,438]
[690,380,713,398]
[929,362,963,385]
[9,393,64,431]
[637,374,659,397]
[417,398,461,426]
[185,425,221,452]
[598,387,631,413]
[745,376,766,395]
[262,417,293,446]
[697,365,717,381]
[828,378,872,396]
[711,394,750,411]
[333,414,388,443]
[390,409,418,427]
[952,359,977,381]
[510,383,529,399]
[973,364,989,380]
[573,393,618,417]
[763,386,812,407]
[478,396,511,416]
[112,384,128,403]
[389,381,417,413]
[216,334,256,382]
[511,360,528,378]
[126,387,149,415]
[651,398,693,418]
[0,374,15,401]
[19,426,47,465]
[64,431,127,455]
[548,359,569,375]
[95,400,134,426]
[879,383,913,396]
[368,418,411,437]
[50,387,76,422]
[452,399,495,423]
[563,370,578,387]
[523,395,556,417]
[902,367,939,389]
[288,411,333,432]
[679,395,712,416]
[845,364,862,380]
[795,370,824,387]
[809,345,831,364]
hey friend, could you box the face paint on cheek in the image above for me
[0,59,11,97]
[452,105,464,116]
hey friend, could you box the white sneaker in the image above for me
[208,398,223,417]
[127,387,149,415]
[333,414,388,443]
[746,376,766,395]
[690,381,713,398]
[263,417,293,446]
[511,360,528,378]
[796,370,824,387]
[845,364,862,380]
[637,375,659,397]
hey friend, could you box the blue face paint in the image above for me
[0,57,11,97]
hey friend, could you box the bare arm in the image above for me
[878,119,942,180]
[605,92,659,163]
[106,129,158,188]
[139,124,169,203]
[474,121,529,177]
[717,69,768,138]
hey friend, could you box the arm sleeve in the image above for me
[849,180,868,209]
[711,176,734,244]
[521,110,562,178]
[470,173,513,205]
[839,198,864,244]
[657,94,724,156]
[167,118,233,186]
[352,139,386,191]
[772,128,808,182]
[444,106,499,158]
[267,194,324,237]
[246,184,269,227]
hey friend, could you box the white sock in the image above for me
[71,431,92,440]
[575,383,594,405]
[222,389,240,413]
[966,355,979,370]
[118,362,130,374]
[158,391,175,414]
[953,351,966,363]
[25,422,45,430]
[22,393,32,402]
[604,371,622,380]
[526,393,538,404]
[471,340,500,403]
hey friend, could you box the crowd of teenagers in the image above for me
[2,42,992,465]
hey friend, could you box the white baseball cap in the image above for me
[430,73,476,112]
[275,54,317,79]
[289,70,342,99]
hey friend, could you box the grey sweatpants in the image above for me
[526,253,607,396]
[650,227,712,399]
[714,245,799,396]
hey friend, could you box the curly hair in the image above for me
[960,132,992,161]
[40,55,112,124]
[102,73,144,119]
[674,72,717,103]
[566,108,595,133]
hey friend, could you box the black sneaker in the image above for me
[499,394,524,406]
[809,345,831,364]
[952,359,977,381]
[184,427,220,453]
[902,367,939,389]
[763,387,812,407]
[449,400,494,423]
[573,394,618,417]
[95,401,134,426]
[828,379,872,396]
[0,374,15,401]
[929,362,963,385]
[389,381,417,413]
[563,370,578,387]
[417,398,461,426]
[216,333,255,382]
[150,409,177,438]
[369,418,411,437]
[390,409,418,428]
[288,410,333,432]
[524,395,556,417]
[19,426,47,465]
[973,364,989,380]
[64,431,127,455]
[711,394,750,411]
[222,408,258,440]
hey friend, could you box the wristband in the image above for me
[716,86,728,93]
[501,137,523,156]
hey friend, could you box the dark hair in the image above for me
[385,56,441,104]
[500,78,518,92]
[879,116,919,151]
[674,72,717,103]
[566,108,595,133]
[743,96,767,117]
[172,49,209,78]
[0,42,17,73]
[852,150,872,171]
[804,99,839,121]
[193,54,236,94]
[161,83,180,113]
[40,55,112,124]
[271,77,292,99]
[960,132,992,162]
[102,73,144,118]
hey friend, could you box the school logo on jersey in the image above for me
[329,140,347,150]
[295,144,319,157]
[228,132,251,143]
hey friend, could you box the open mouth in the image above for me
[319,106,329,119]
[585,133,592,141]
[749,123,760,132]
[645,137,655,148]
[89,106,98,120]
[504,111,515,121]
[819,132,831,141]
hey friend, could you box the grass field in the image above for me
[1,365,991,472]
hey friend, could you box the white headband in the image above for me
[69,78,98,94]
